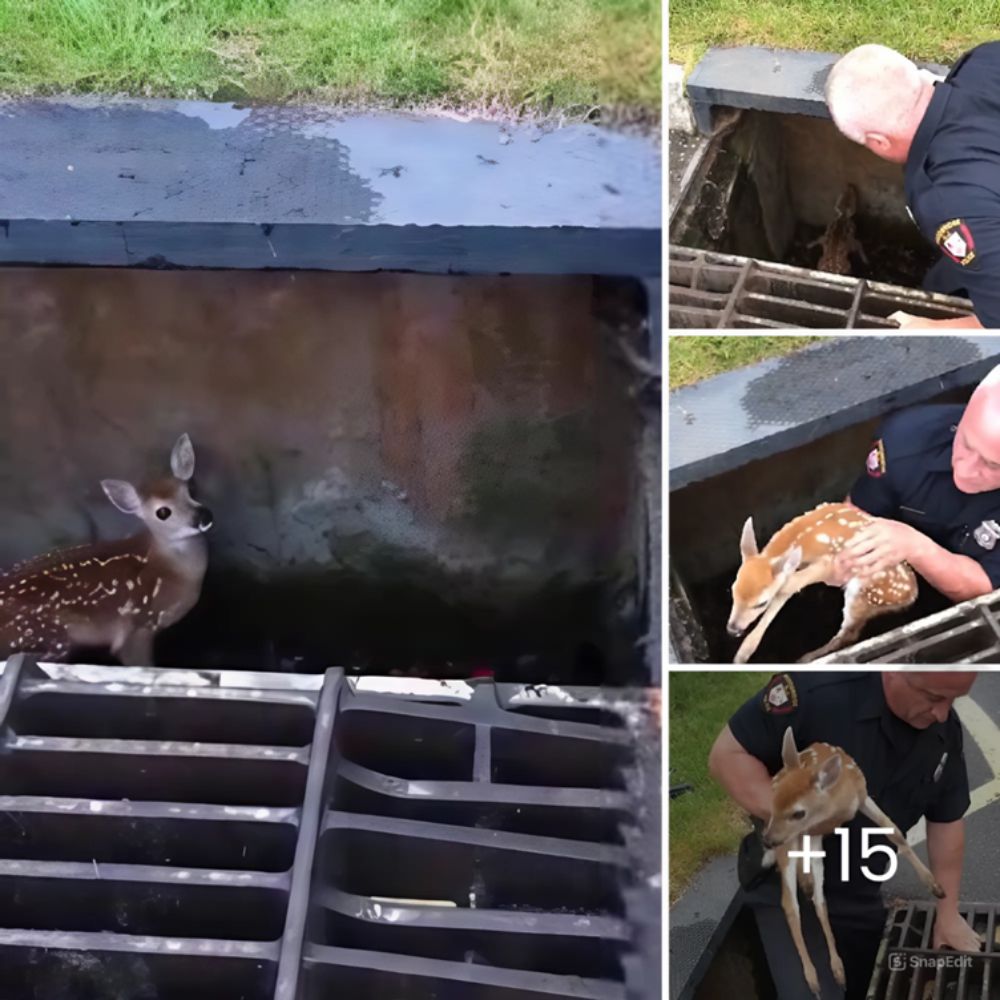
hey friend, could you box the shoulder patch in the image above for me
[935,218,977,266]
[866,439,886,478]
[763,673,798,715]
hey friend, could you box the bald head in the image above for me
[953,363,1000,493]
[826,45,935,163]
[883,671,976,728]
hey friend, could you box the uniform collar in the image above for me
[928,425,957,473]
[906,80,950,180]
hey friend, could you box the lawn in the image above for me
[669,670,771,900]
[0,0,661,112]
[669,0,1000,76]
[668,334,823,389]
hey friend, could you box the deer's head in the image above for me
[101,434,213,546]
[727,516,802,636]
[762,728,844,849]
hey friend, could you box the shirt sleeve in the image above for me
[924,211,1000,327]
[848,428,898,517]
[728,673,810,774]
[924,719,971,823]
[964,543,1000,589]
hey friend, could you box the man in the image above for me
[709,671,980,1000]
[825,42,1000,329]
[836,363,1000,600]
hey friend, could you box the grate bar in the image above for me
[303,943,628,1000]
[274,668,342,1000]
[0,794,299,824]
[0,927,279,959]
[316,886,631,938]
[338,759,633,809]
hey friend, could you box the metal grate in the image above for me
[669,246,975,329]
[0,657,652,999]
[300,681,644,1000]
[868,901,999,1000]
[823,592,1000,664]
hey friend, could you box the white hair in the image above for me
[825,44,925,145]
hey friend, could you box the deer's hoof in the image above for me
[831,954,846,987]
[932,881,946,899]
[804,964,821,998]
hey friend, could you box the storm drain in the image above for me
[868,900,998,1000]
[669,246,975,329]
[823,591,1000,665]
[0,656,650,1000]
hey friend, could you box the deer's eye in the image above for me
[156,507,172,521]
[792,808,807,821]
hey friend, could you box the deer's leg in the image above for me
[118,628,155,667]
[858,796,945,898]
[734,563,830,664]
[778,847,822,999]
[798,579,868,663]
[807,853,846,988]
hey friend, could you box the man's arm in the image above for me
[926,819,982,951]
[839,517,993,603]
[708,724,772,820]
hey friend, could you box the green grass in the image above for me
[669,670,771,900]
[0,0,661,111]
[668,334,823,389]
[669,0,1000,77]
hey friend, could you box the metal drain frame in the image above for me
[867,900,998,1000]
[0,657,655,999]
[669,245,975,329]
[823,590,1000,664]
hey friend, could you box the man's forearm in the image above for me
[909,532,993,602]
[708,726,773,820]
[927,819,965,911]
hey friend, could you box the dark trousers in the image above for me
[746,891,886,1000]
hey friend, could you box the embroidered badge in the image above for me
[935,218,977,266]
[973,520,1000,550]
[763,673,798,715]
[866,439,886,478]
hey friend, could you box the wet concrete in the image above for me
[668,130,707,212]
[0,98,661,275]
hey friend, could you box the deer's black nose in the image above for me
[727,623,744,637]
[197,507,214,530]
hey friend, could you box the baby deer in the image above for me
[727,503,917,663]
[0,434,212,665]
[765,727,944,998]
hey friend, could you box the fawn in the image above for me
[765,727,944,998]
[0,434,212,665]
[727,503,918,663]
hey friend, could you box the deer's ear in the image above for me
[739,517,758,561]
[171,434,195,481]
[774,545,803,580]
[781,726,799,769]
[102,479,144,516]
[816,753,842,791]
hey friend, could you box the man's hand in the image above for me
[889,310,927,329]
[933,906,983,952]
[840,518,924,578]
[889,310,984,330]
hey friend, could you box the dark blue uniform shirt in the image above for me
[905,42,1000,324]
[730,672,969,902]
[850,403,1000,588]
